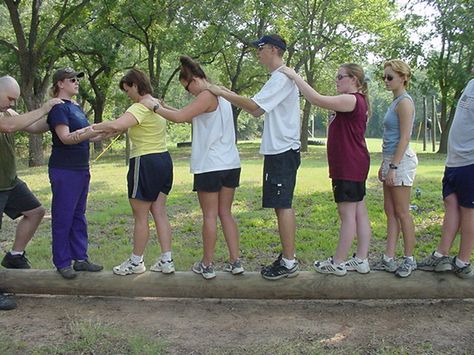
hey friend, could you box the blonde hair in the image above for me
[384,59,411,88]
[340,63,371,118]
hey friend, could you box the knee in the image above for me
[394,206,410,220]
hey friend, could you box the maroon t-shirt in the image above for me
[327,93,370,181]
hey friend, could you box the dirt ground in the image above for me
[1,295,473,354]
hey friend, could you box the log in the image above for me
[0,269,473,299]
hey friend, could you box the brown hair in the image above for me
[384,59,412,88]
[340,63,371,118]
[178,56,207,83]
[119,68,153,95]
[49,83,61,98]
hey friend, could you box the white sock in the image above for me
[161,251,172,261]
[455,257,469,268]
[404,256,414,261]
[434,251,444,258]
[130,254,143,265]
[383,254,393,262]
[10,250,24,256]
[282,257,295,268]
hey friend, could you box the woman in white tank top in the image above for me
[141,56,243,279]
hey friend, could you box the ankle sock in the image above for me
[404,256,414,261]
[10,250,24,256]
[161,251,172,262]
[130,254,143,265]
[434,251,444,258]
[383,254,393,262]
[455,257,469,268]
[282,257,295,268]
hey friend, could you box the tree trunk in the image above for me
[300,100,312,152]
[23,94,45,166]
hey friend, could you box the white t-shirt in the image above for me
[446,79,474,167]
[190,97,241,174]
[252,68,301,155]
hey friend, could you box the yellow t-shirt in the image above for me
[126,103,167,158]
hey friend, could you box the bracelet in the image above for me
[389,163,398,170]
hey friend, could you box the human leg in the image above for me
[382,183,400,258]
[129,198,153,256]
[275,208,296,260]
[198,191,219,266]
[390,185,416,257]
[333,202,357,264]
[149,192,174,274]
[218,186,240,262]
[355,199,371,260]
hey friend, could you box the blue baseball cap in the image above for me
[251,35,287,51]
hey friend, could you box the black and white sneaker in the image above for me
[261,256,299,280]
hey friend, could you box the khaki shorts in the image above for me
[381,148,418,186]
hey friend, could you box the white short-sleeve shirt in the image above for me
[252,68,301,155]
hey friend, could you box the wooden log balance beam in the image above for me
[1,269,473,299]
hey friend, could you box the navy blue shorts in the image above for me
[127,152,173,201]
[193,168,241,192]
[0,179,41,229]
[332,179,366,203]
[442,164,474,208]
[262,149,300,209]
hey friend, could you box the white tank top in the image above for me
[190,97,241,174]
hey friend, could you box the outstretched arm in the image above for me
[0,98,63,133]
[279,66,356,112]
[140,91,218,123]
[207,85,264,117]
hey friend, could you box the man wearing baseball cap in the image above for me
[0,75,62,310]
[208,34,301,280]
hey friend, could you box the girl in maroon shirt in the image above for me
[280,64,371,276]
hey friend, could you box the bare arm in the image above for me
[53,124,101,145]
[0,98,63,133]
[279,66,356,112]
[391,98,415,165]
[93,112,138,133]
[141,91,218,123]
[207,85,264,117]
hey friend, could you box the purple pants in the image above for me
[49,168,90,269]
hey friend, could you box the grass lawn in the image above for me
[1,138,451,271]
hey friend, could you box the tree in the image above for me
[422,0,474,153]
[0,0,91,166]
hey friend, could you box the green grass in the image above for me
[0,139,451,271]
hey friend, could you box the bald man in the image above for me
[0,75,62,310]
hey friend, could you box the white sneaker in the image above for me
[344,254,370,274]
[150,259,175,274]
[314,257,347,276]
[113,258,146,276]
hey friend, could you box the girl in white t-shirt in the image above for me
[142,56,243,280]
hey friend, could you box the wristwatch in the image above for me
[153,103,160,113]
[389,163,398,170]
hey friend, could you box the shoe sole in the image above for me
[113,268,146,276]
[261,270,299,280]
[150,267,175,274]
[224,268,245,275]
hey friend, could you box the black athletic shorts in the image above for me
[0,179,41,229]
[127,152,173,201]
[331,179,366,203]
[193,168,241,192]
[262,149,300,209]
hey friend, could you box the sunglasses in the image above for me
[67,77,80,83]
[382,74,394,81]
[336,74,351,80]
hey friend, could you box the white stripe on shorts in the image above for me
[132,156,140,198]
